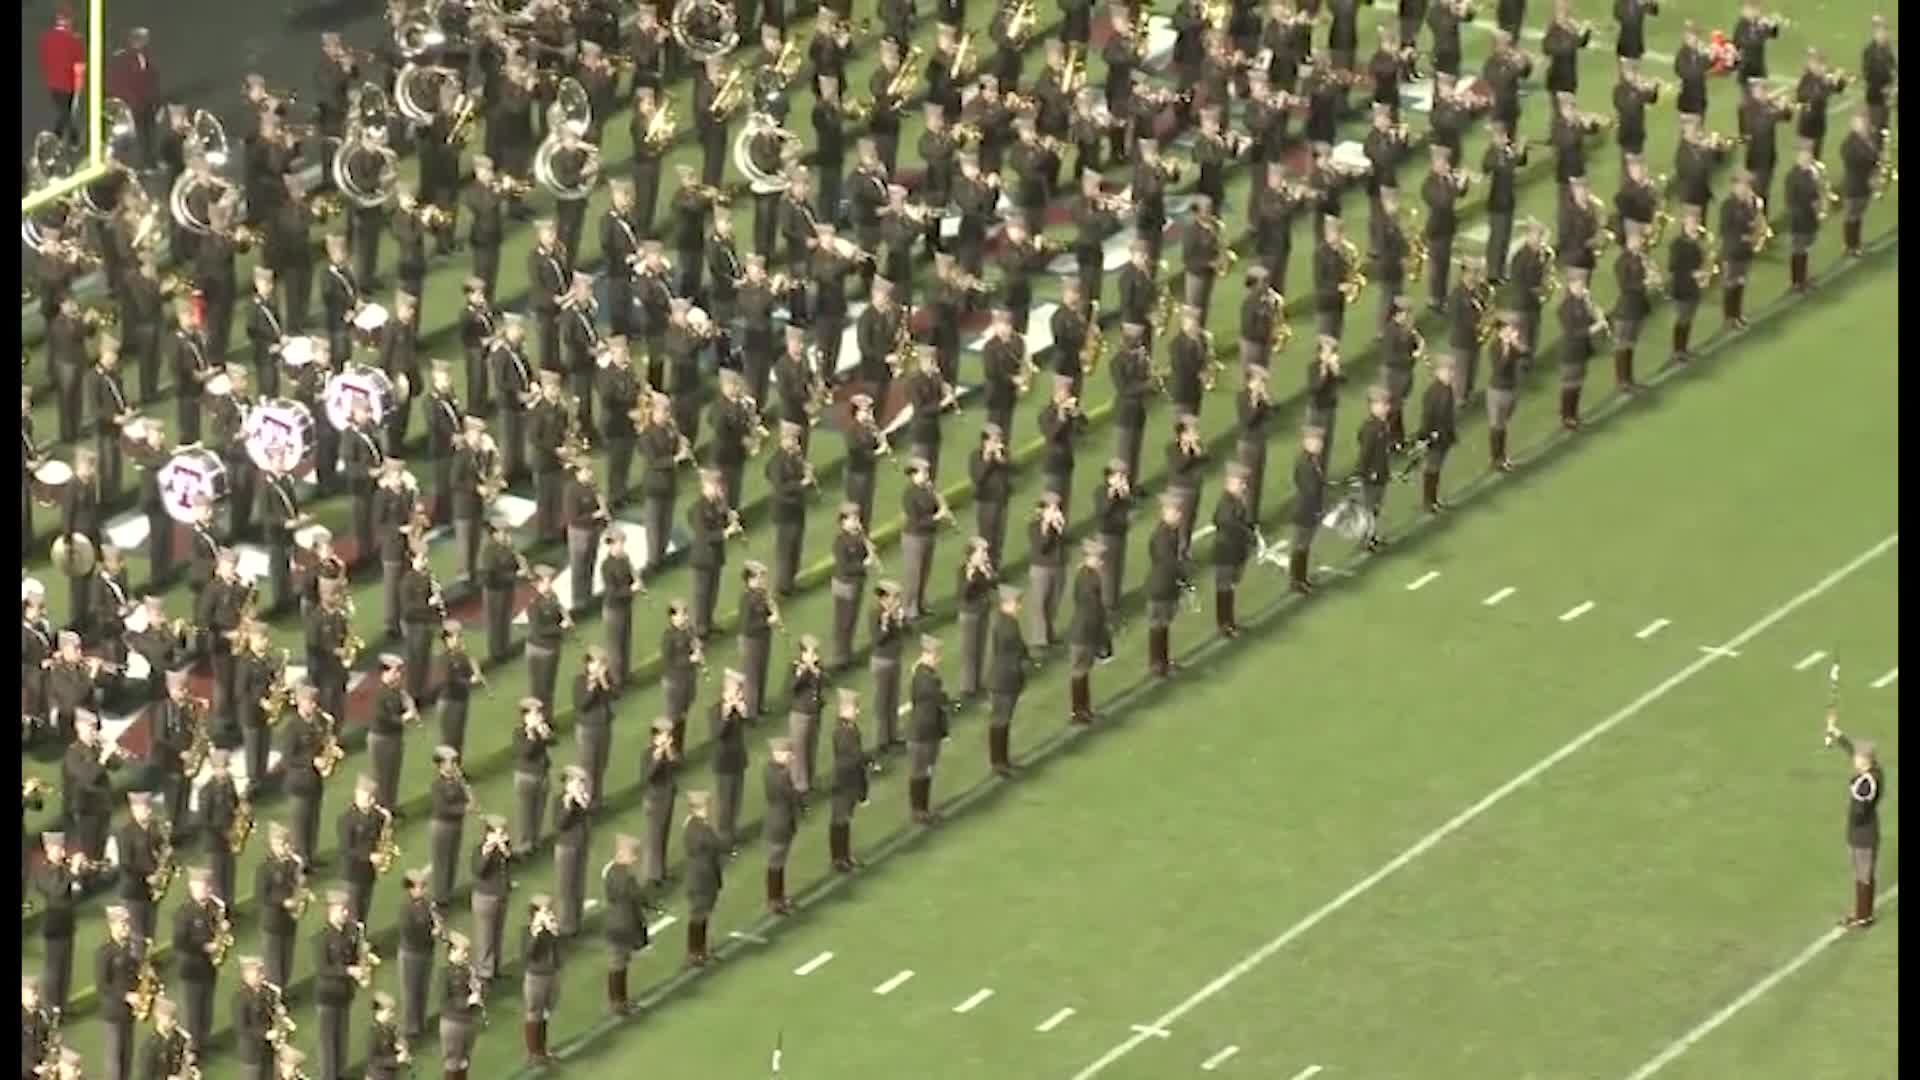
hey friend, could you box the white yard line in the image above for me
[873,970,916,995]
[1193,525,1218,541]
[1129,1025,1172,1039]
[953,988,996,1014]
[1483,586,1517,607]
[1697,646,1742,658]
[1067,535,1898,1080]
[1287,1067,1325,1080]
[646,915,677,936]
[1036,1007,1077,1033]
[1793,650,1829,671]
[1872,667,1899,689]
[793,951,835,976]
[1200,1046,1240,1071]
[1622,886,1900,1080]
[1407,570,1441,591]
[1636,619,1671,640]
[1560,601,1596,622]
[729,931,769,944]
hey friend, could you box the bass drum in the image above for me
[323,364,399,431]
[157,447,230,524]
[30,460,73,507]
[244,397,318,473]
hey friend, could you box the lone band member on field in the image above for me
[1824,708,1885,929]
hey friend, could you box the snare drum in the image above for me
[157,447,230,524]
[280,335,322,371]
[118,416,156,459]
[244,397,318,473]
[323,365,399,431]
[30,460,72,507]
[352,303,391,351]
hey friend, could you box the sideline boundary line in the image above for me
[1622,886,1899,1080]
[1068,535,1899,1080]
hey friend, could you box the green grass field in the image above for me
[21,0,1899,1075]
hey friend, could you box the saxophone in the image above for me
[315,710,347,779]
[146,822,179,900]
[1471,279,1498,344]
[181,698,212,777]
[642,100,677,152]
[207,897,236,968]
[259,650,292,723]
[226,798,255,855]
[1079,301,1105,376]
[369,806,400,876]
[1336,237,1367,304]
[352,921,382,988]
[264,981,297,1048]
[129,939,164,1021]
[886,45,923,101]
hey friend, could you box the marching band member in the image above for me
[1718,170,1766,331]
[139,996,195,1080]
[1289,428,1328,595]
[600,835,647,1015]
[526,565,571,718]
[256,822,308,990]
[1554,269,1605,430]
[200,747,245,902]
[1611,227,1655,390]
[761,737,802,916]
[907,635,951,823]
[173,867,226,1049]
[1016,490,1067,682]
[563,459,610,614]
[827,689,871,870]
[900,458,954,621]
[470,815,514,982]
[708,668,753,853]
[425,361,464,524]
[1418,354,1459,513]
[681,791,723,968]
[687,468,742,639]
[553,768,593,936]
[955,537,999,701]
[314,890,365,1080]
[573,649,617,802]
[32,831,86,1016]
[338,774,389,921]
[279,683,335,865]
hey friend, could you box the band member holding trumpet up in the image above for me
[1740,79,1796,210]
[737,561,780,719]
[1732,2,1788,85]
[1611,227,1656,390]
[955,537,1000,701]
[470,815,514,981]
[601,833,647,1015]
[1718,170,1766,331]
[1556,270,1608,429]
[711,669,753,852]
[553,767,594,936]
[688,468,744,639]
[573,647,618,802]
[33,831,85,1016]
[428,746,473,908]
[901,458,956,620]
[526,566,572,719]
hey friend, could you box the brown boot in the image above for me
[1421,472,1443,513]
[989,726,1012,776]
[1614,349,1636,389]
[1559,387,1580,430]
[1842,881,1876,928]
[1215,590,1235,636]
[1148,626,1169,676]
[1289,551,1312,595]
[523,1021,541,1062]
[768,868,791,915]
[1069,675,1094,725]
[1672,320,1692,363]
[535,1020,551,1063]
[909,777,933,824]
[687,919,709,967]
[1490,428,1511,471]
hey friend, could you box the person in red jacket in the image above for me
[38,8,87,146]
[106,27,158,166]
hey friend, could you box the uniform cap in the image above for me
[768,737,794,754]
[105,904,130,922]
[651,717,674,734]
[483,815,509,830]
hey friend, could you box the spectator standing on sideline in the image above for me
[106,28,159,166]
[39,7,87,147]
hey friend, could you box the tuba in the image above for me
[533,78,599,199]
[393,63,459,128]
[733,111,798,195]
[168,110,240,235]
[670,0,741,61]
[76,99,141,220]
[332,85,401,209]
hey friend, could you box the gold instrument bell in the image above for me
[51,533,98,578]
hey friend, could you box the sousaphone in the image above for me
[333,84,401,209]
[168,110,240,235]
[669,0,741,61]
